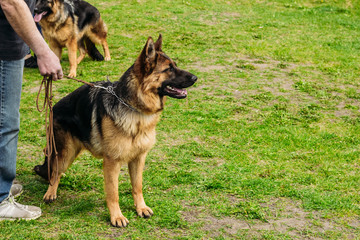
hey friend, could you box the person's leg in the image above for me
[0,59,23,203]
[0,59,41,221]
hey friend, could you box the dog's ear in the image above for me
[154,34,163,52]
[145,37,156,62]
[135,37,157,77]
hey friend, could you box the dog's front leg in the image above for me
[48,40,62,60]
[103,157,129,227]
[67,38,78,77]
[128,153,153,218]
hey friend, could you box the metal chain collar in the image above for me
[92,84,138,112]
[66,76,138,112]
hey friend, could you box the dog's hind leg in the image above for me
[77,39,87,64]
[84,36,104,61]
[33,154,50,181]
[43,134,82,203]
[101,39,111,61]
[128,153,153,218]
[103,156,129,227]
[90,19,110,61]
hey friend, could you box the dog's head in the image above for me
[134,34,197,99]
[34,0,54,22]
[34,0,73,23]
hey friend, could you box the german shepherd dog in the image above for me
[34,0,111,77]
[34,35,197,227]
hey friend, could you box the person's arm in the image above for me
[0,0,63,80]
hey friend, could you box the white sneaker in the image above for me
[0,196,41,221]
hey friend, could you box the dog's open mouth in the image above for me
[163,85,188,99]
[34,12,48,22]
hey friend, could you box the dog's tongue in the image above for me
[34,12,47,22]
[165,85,188,97]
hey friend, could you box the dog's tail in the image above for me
[84,36,104,61]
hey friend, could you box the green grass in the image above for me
[1,0,360,239]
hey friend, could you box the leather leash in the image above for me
[66,76,95,87]
[36,76,58,186]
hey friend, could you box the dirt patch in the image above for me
[181,197,360,239]
[192,54,360,121]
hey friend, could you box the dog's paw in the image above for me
[104,56,111,61]
[136,206,153,218]
[67,71,76,78]
[111,215,129,228]
[43,191,57,203]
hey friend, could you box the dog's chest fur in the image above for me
[89,113,160,162]
[40,14,83,46]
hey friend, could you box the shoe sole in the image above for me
[0,214,41,221]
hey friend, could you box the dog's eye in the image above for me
[163,64,174,73]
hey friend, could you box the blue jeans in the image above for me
[0,59,24,203]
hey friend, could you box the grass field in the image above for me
[1,0,360,239]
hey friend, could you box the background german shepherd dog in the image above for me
[34,35,197,227]
[34,0,111,77]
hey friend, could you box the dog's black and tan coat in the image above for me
[34,0,111,77]
[34,35,197,227]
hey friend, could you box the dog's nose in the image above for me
[190,75,197,82]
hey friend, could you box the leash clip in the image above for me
[95,84,137,112]
[105,85,116,95]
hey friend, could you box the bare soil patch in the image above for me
[181,197,360,239]
[190,55,360,121]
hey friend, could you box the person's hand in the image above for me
[36,48,63,81]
